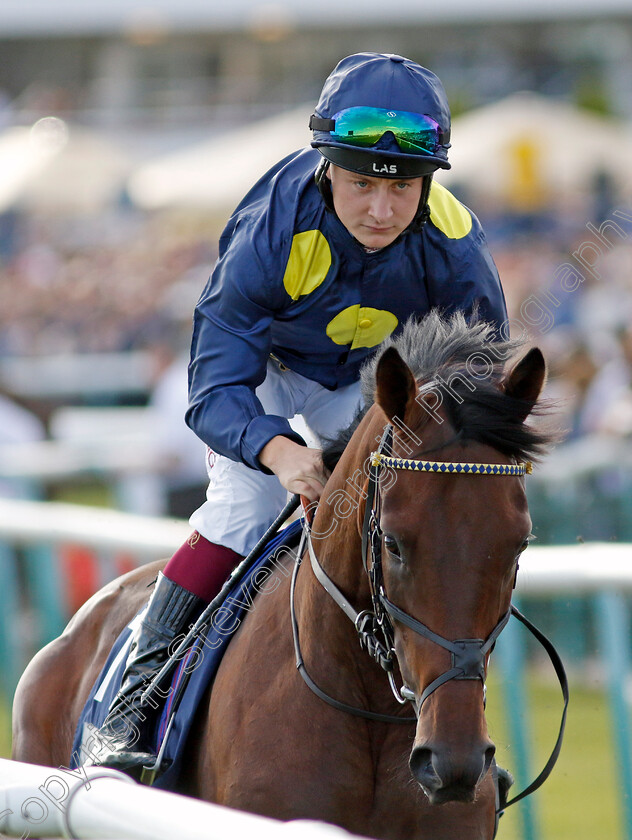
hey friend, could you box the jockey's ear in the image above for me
[503,346,547,420]
[375,346,417,425]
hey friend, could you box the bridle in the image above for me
[361,428,532,712]
[290,423,568,819]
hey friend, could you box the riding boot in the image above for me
[92,572,205,772]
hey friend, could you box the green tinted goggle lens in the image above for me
[329,107,442,154]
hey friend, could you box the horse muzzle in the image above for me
[409,737,496,804]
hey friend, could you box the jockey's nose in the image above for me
[368,187,394,222]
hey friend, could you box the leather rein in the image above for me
[289,424,568,816]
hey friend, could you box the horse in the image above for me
[12,311,554,840]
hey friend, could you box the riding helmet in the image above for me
[310,52,452,179]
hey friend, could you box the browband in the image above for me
[371,453,532,477]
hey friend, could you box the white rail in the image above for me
[0,497,190,559]
[0,500,631,840]
[0,758,365,840]
[0,496,630,588]
[511,541,632,593]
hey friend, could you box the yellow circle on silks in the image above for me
[427,181,472,239]
[283,230,332,301]
[326,305,399,350]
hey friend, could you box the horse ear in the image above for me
[503,347,547,420]
[375,346,417,423]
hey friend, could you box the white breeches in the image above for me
[188,358,363,556]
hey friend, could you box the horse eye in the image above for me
[384,534,402,559]
[513,536,532,571]
[513,536,532,588]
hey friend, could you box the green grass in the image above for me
[0,697,10,758]
[487,673,621,840]
[0,673,625,838]
[49,480,113,508]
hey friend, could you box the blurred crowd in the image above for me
[2,202,632,438]
[2,202,632,435]
[1,197,632,537]
[0,211,216,357]
[491,214,632,443]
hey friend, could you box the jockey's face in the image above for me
[327,164,423,249]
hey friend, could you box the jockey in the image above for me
[96,52,508,771]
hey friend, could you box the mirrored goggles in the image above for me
[310,107,446,155]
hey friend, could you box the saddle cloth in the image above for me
[70,518,303,791]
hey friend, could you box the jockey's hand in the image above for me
[259,436,329,502]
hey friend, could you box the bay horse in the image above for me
[12,312,553,840]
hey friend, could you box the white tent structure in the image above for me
[127,105,313,214]
[0,117,134,214]
[439,91,632,208]
[127,93,632,215]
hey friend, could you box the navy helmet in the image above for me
[310,53,451,179]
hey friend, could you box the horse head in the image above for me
[360,314,549,805]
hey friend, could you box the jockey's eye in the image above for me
[384,534,402,559]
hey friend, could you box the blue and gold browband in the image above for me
[371,453,532,476]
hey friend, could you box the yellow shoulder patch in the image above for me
[428,181,472,240]
[283,230,332,301]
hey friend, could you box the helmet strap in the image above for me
[410,174,433,232]
[315,158,335,212]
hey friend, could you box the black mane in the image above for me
[322,310,554,472]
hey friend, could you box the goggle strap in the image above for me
[309,115,335,131]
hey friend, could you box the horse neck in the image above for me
[309,408,384,601]
[294,411,399,709]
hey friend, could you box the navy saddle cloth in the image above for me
[71,518,303,791]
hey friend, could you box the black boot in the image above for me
[92,572,204,772]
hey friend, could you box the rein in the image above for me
[290,521,417,725]
[293,424,568,817]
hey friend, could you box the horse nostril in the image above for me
[484,744,496,776]
[410,741,497,802]
[409,747,439,792]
